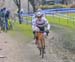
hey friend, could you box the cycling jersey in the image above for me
[32,17,50,32]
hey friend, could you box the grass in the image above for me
[66,13,75,17]
[23,16,32,21]
[8,21,33,43]
[13,22,33,37]
[46,15,75,29]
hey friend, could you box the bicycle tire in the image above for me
[42,48,44,58]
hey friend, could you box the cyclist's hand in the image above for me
[46,30,49,33]
[34,27,40,32]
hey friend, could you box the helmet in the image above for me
[36,8,42,12]
[36,12,43,17]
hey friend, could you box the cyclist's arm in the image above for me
[47,24,50,30]
[32,19,37,31]
[44,18,48,26]
[44,18,50,30]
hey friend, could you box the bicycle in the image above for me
[35,31,46,58]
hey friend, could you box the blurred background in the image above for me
[0,0,75,13]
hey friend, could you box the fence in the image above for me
[42,8,75,29]
[13,8,75,29]
[42,8,75,14]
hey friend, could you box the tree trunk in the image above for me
[13,0,22,24]
[18,0,22,24]
[29,0,36,12]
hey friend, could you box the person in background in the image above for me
[20,9,24,23]
[0,8,5,31]
[5,9,10,30]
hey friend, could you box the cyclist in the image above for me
[32,12,50,44]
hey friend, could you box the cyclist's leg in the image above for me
[41,38,45,48]
[38,39,42,55]
[33,31,38,44]
[37,33,42,48]
[38,27,45,48]
[40,28,45,49]
[41,38,45,54]
[35,36,38,44]
[41,32,46,54]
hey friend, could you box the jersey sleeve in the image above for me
[44,18,48,26]
[32,19,36,31]
[43,18,51,30]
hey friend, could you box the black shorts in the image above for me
[38,27,45,32]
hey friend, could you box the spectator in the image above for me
[0,8,5,31]
[4,8,10,30]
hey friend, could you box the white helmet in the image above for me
[36,12,43,17]
[37,8,42,12]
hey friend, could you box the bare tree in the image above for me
[0,0,5,7]
[29,0,36,12]
[13,0,22,24]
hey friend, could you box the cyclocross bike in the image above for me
[36,31,46,58]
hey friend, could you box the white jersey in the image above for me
[32,17,50,31]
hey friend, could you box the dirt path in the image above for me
[0,25,75,62]
[0,31,54,62]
